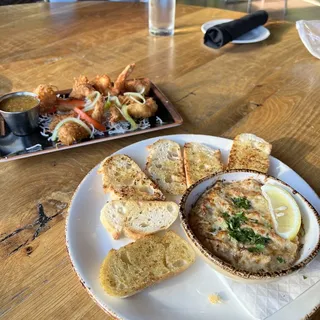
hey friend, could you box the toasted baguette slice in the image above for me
[100,200,127,240]
[100,200,179,240]
[100,231,195,297]
[146,139,187,195]
[227,133,272,173]
[98,154,165,200]
[124,201,179,240]
[183,142,223,188]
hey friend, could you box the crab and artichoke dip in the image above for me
[189,179,300,273]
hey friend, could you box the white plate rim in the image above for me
[201,19,270,44]
[65,133,320,320]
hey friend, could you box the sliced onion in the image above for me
[89,124,95,138]
[109,95,122,107]
[116,105,138,131]
[123,92,146,105]
[83,91,101,112]
[139,87,145,95]
[50,117,92,141]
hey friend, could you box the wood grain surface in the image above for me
[0,2,319,320]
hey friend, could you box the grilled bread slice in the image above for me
[183,142,223,188]
[146,139,187,195]
[227,133,272,173]
[100,231,195,297]
[98,154,165,200]
[100,200,179,240]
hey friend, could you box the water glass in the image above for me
[149,0,176,36]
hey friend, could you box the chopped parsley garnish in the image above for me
[303,275,308,280]
[248,244,265,253]
[222,212,271,252]
[226,212,248,230]
[277,257,286,263]
[232,197,251,209]
[222,212,230,219]
[229,227,270,246]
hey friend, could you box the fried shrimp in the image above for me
[108,96,158,123]
[34,84,58,114]
[90,75,112,95]
[91,94,105,123]
[49,113,90,145]
[69,75,95,99]
[127,97,158,118]
[109,105,123,123]
[113,63,135,95]
[37,62,160,144]
[125,78,151,95]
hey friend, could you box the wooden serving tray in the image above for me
[0,82,183,162]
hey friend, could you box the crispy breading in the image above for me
[69,75,95,99]
[49,113,90,146]
[127,97,157,118]
[91,94,105,123]
[34,84,58,114]
[108,97,157,123]
[90,74,112,95]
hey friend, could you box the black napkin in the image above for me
[204,10,269,49]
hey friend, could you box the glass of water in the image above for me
[149,0,176,36]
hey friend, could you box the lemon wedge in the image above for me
[261,184,301,240]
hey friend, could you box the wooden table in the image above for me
[0,2,319,319]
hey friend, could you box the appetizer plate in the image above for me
[66,134,320,320]
[201,19,270,44]
[0,82,183,162]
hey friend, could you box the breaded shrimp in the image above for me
[91,94,105,123]
[108,97,158,123]
[109,105,123,123]
[124,78,151,95]
[112,63,135,95]
[34,84,58,114]
[69,75,95,99]
[69,75,105,123]
[90,74,112,95]
[49,113,90,146]
[127,97,158,118]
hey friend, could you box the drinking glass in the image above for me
[149,0,176,36]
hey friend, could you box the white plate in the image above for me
[201,19,270,44]
[66,134,320,320]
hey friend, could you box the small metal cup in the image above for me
[0,92,40,136]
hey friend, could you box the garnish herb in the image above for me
[232,197,251,209]
[226,212,248,230]
[222,211,271,252]
[229,227,270,246]
[222,212,230,219]
[277,257,286,263]
[248,244,265,253]
[303,275,308,280]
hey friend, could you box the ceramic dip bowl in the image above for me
[179,170,320,283]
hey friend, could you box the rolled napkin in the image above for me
[204,10,269,49]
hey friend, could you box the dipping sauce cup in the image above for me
[0,92,40,136]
